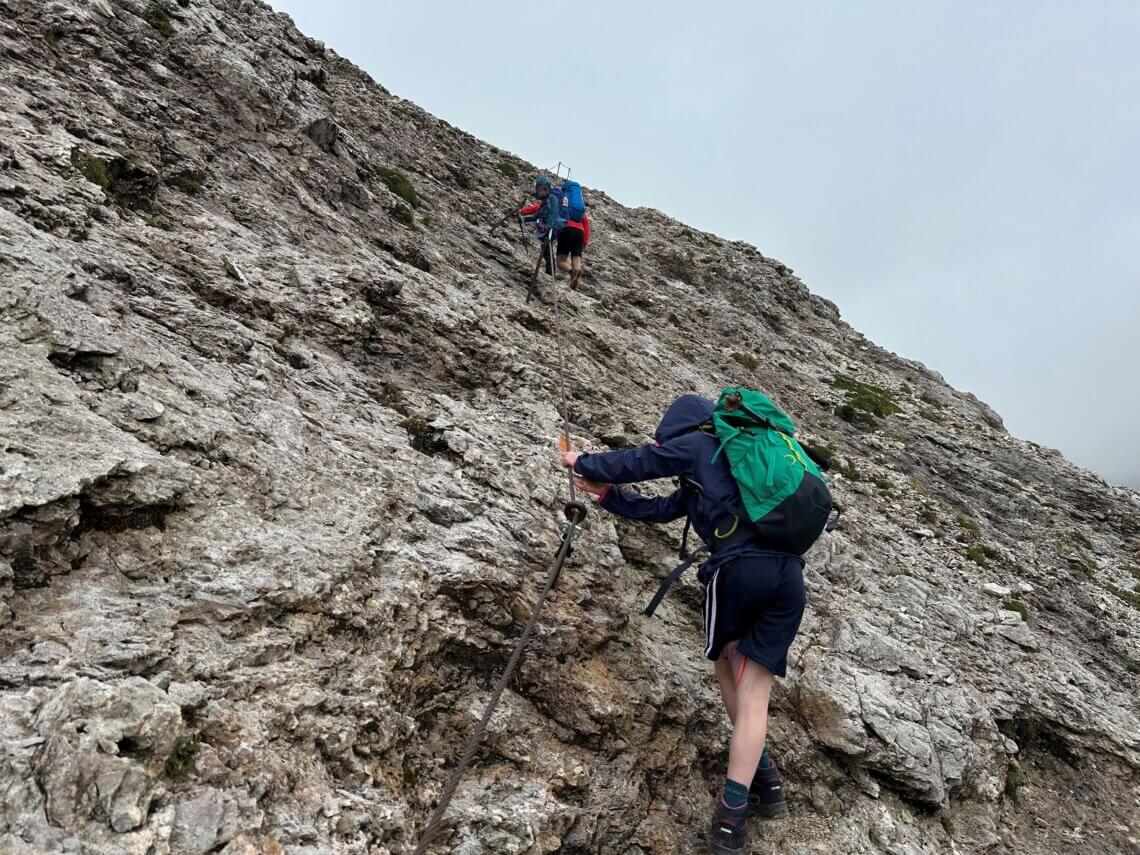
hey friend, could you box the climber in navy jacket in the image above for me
[559,394,804,854]
[572,394,748,569]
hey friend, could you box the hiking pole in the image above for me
[513,191,529,240]
[490,190,532,237]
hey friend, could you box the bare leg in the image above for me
[557,252,572,273]
[569,256,583,288]
[715,654,738,724]
[726,657,774,786]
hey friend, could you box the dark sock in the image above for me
[718,778,749,828]
[751,747,779,793]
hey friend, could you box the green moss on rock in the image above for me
[831,375,902,420]
[732,352,759,371]
[144,2,175,38]
[164,737,199,781]
[390,203,416,228]
[379,167,418,208]
[70,147,111,188]
[1103,582,1140,611]
[1002,599,1030,621]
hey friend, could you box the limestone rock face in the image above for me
[2,1,1138,853]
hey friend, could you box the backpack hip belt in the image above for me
[643,514,756,617]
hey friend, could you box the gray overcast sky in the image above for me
[272,1,1140,488]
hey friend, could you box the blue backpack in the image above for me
[560,180,587,222]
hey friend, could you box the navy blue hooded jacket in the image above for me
[574,395,759,569]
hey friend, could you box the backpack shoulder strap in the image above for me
[644,519,709,618]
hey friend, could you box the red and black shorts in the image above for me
[556,225,584,258]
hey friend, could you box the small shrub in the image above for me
[379,167,418,208]
[831,375,901,419]
[919,407,944,424]
[377,382,404,411]
[165,169,205,194]
[144,2,175,38]
[956,513,980,540]
[874,478,893,491]
[918,506,939,525]
[966,544,1002,566]
[1002,599,1030,621]
[835,404,877,429]
[164,737,199,781]
[390,203,415,228]
[70,147,158,210]
[919,391,945,408]
[1102,582,1140,611]
[732,352,759,371]
[1071,531,1093,550]
[1126,660,1140,675]
[70,147,110,188]
[453,172,473,190]
[805,443,837,469]
[835,459,860,480]
[1003,764,1026,801]
[496,160,519,180]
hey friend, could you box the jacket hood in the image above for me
[655,395,715,444]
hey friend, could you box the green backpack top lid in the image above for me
[710,387,825,523]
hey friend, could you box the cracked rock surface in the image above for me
[1,1,1138,853]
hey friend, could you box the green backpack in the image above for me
[708,387,833,555]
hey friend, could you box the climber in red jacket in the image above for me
[520,176,591,288]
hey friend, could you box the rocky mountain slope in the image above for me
[2,1,1139,853]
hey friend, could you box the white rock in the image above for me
[126,394,165,421]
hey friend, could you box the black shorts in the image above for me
[702,551,806,677]
[556,226,584,258]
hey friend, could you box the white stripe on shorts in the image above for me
[704,567,721,658]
